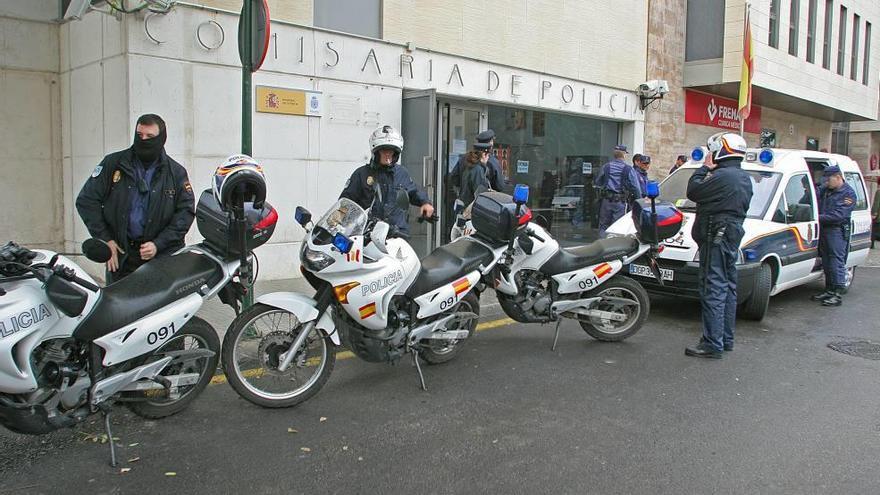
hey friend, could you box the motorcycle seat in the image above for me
[540,237,639,276]
[406,239,495,298]
[74,252,224,342]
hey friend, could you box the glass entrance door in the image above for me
[401,89,438,258]
[439,102,485,244]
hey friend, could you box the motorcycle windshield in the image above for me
[312,198,368,245]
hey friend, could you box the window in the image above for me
[822,0,833,69]
[772,197,787,223]
[843,172,868,210]
[686,0,725,61]
[831,122,850,154]
[789,0,800,55]
[851,14,860,80]
[770,0,781,47]
[837,6,847,75]
[314,0,381,39]
[807,0,818,62]
[863,22,872,85]
[782,175,816,223]
[659,170,782,219]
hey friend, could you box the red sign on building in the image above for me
[684,90,762,134]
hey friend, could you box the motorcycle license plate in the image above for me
[628,264,674,281]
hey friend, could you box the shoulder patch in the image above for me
[366,176,374,186]
[843,197,854,205]
[112,170,122,183]
[91,165,103,178]
[184,181,193,193]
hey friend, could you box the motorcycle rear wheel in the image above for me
[420,293,479,364]
[126,316,220,419]
[577,276,649,342]
[221,303,335,408]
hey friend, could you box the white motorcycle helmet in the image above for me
[369,125,404,164]
[212,154,267,210]
[707,132,748,162]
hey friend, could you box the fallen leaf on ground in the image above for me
[342,446,349,451]
[319,417,327,422]
[358,457,363,461]
[287,428,299,434]
[119,468,131,474]
[128,457,140,463]
[165,472,177,477]
[301,447,311,452]
[129,443,140,447]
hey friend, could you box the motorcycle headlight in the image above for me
[301,244,335,272]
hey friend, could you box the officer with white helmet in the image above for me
[340,125,434,235]
[684,132,754,359]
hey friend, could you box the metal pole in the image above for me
[240,0,254,310]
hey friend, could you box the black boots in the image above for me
[821,289,842,306]
[811,289,835,301]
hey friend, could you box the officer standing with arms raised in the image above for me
[684,133,753,359]
[811,165,856,306]
[341,125,434,236]
[76,114,195,283]
[595,145,642,237]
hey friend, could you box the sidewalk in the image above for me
[196,276,504,338]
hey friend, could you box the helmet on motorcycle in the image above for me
[706,132,747,162]
[212,154,267,210]
[369,125,404,165]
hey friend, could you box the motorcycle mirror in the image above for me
[295,206,312,227]
[646,181,660,199]
[82,238,112,263]
[395,188,409,210]
[513,184,529,204]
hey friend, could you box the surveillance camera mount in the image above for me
[639,91,664,110]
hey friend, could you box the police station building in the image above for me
[2,0,650,279]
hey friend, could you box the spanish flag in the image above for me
[593,263,612,278]
[452,277,471,296]
[359,302,376,319]
[738,3,754,120]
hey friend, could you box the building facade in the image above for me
[1,0,651,280]
[645,0,880,180]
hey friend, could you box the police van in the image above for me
[606,148,873,320]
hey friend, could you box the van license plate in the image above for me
[629,264,674,281]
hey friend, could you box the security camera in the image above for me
[638,80,670,96]
[63,0,93,20]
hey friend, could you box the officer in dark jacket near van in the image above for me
[685,132,753,359]
[76,114,195,283]
[595,145,642,237]
[340,125,434,236]
[812,165,856,307]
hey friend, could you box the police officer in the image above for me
[76,114,195,283]
[811,165,856,307]
[633,154,651,197]
[450,129,505,195]
[670,154,687,175]
[458,142,492,206]
[595,144,642,237]
[684,132,753,359]
[340,125,434,235]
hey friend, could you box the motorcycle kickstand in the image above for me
[102,409,118,467]
[551,319,562,352]
[411,350,427,392]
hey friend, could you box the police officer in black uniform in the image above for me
[76,114,195,283]
[458,142,492,206]
[340,125,434,235]
[450,129,505,194]
[812,165,857,306]
[685,132,753,359]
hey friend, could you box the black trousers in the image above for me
[105,240,149,284]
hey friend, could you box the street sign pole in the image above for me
[241,0,253,156]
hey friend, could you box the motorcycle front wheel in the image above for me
[577,275,649,342]
[221,303,335,408]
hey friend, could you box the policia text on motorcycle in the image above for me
[684,133,754,359]
[76,114,196,283]
[340,125,435,234]
[811,165,857,307]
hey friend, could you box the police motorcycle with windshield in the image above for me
[453,183,683,347]
[0,155,277,466]
[220,185,481,408]
[607,146,872,320]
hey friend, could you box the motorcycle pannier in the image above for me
[196,190,277,259]
[630,199,683,243]
[471,191,520,242]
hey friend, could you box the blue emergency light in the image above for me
[646,181,660,199]
[332,233,354,254]
[691,147,705,162]
[513,184,529,204]
[758,149,774,164]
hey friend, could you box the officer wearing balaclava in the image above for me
[77,114,195,282]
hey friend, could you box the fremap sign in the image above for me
[684,90,761,134]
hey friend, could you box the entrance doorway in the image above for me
[439,101,486,244]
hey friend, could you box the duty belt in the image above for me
[602,191,626,202]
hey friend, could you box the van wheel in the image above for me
[739,263,771,321]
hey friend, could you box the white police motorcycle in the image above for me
[456,184,682,348]
[0,157,277,466]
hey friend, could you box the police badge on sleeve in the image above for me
[91,165,103,178]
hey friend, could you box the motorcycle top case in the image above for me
[630,199,683,243]
[471,191,522,242]
[196,190,277,259]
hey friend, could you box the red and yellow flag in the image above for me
[738,4,754,120]
[452,277,471,296]
[593,263,612,279]
[359,302,376,319]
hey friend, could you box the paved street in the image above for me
[3,260,880,494]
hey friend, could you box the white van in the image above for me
[606,148,873,320]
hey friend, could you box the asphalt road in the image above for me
[3,269,880,494]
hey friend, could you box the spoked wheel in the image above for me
[126,316,220,419]
[221,303,335,408]
[577,276,649,342]
[420,293,480,364]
